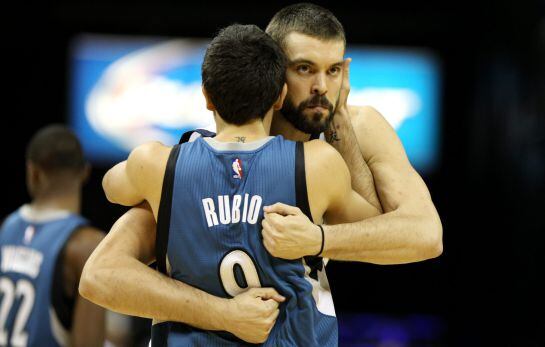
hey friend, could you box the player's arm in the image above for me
[306,140,381,224]
[79,205,228,327]
[320,105,443,263]
[64,226,106,347]
[101,160,142,206]
[79,203,284,344]
[325,58,382,211]
[102,141,169,213]
[262,121,442,264]
[261,140,380,260]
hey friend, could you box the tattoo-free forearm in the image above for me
[80,255,230,331]
[322,208,442,264]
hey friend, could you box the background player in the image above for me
[0,125,106,346]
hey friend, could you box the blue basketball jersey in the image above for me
[152,135,338,346]
[0,206,87,347]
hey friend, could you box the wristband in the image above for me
[315,225,325,256]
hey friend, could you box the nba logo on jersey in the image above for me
[23,225,36,245]
[232,158,243,179]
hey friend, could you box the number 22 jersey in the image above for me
[0,206,87,347]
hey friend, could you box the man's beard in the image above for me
[280,94,335,134]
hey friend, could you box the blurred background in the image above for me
[3,0,544,346]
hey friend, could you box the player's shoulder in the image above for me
[304,139,338,157]
[129,141,171,161]
[348,105,387,128]
[0,209,20,229]
[127,141,173,180]
[347,104,402,157]
[303,140,345,174]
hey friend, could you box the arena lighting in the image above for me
[70,34,441,172]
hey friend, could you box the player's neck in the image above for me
[30,188,81,215]
[271,111,312,142]
[214,111,272,143]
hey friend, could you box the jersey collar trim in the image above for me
[18,204,72,223]
[203,136,275,152]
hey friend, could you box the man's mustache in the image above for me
[303,95,332,109]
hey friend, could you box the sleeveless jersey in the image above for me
[152,135,337,346]
[0,206,87,347]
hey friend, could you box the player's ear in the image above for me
[26,161,41,198]
[273,83,288,111]
[202,86,216,111]
[26,160,38,198]
[80,163,91,185]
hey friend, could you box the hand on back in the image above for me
[226,287,285,343]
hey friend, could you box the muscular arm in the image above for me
[79,204,283,343]
[305,140,380,224]
[261,141,381,259]
[102,161,143,206]
[321,106,443,264]
[326,112,382,212]
[64,227,106,347]
[79,205,232,329]
[324,59,382,211]
[263,108,442,264]
[102,141,170,216]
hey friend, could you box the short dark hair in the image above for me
[202,24,287,125]
[266,3,346,50]
[26,125,85,173]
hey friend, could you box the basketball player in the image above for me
[259,3,442,263]
[81,2,442,344]
[0,125,106,346]
[83,24,380,346]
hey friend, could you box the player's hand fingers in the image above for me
[262,235,275,254]
[342,58,351,88]
[265,309,280,332]
[263,212,284,230]
[339,57,352,104]
[262,298,280,312]
[261,218,275,234]
[267,307,280,322]
[249,287,285,302]
[263,220,282,243]
[263,203,301,216]
[257,287,286,303]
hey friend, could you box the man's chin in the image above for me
[303,108,330,121]
[280,108,331,134]
[299,119,330,134]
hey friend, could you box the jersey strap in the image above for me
[156,144,181,275]
[295,141,324,279]
[295,141,312,221]
[179,129,216,144]
[152,145,181,347]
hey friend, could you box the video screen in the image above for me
[70,34,441,172]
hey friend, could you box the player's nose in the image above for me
[311,73,327,95]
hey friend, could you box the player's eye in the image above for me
[296,65,311,74]
[328,66,341,75]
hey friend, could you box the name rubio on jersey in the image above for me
[202,194,262,227]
